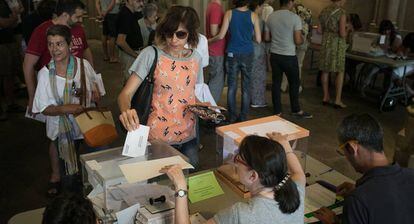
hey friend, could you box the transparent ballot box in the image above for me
[215,116,309,169]
[79,140,188,223]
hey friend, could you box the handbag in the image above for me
[75,59,118,147]
[186,104,227,123]
[131,46,158,125]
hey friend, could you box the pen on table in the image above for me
[318,168,334,176]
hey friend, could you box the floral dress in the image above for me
[318,4,347,73]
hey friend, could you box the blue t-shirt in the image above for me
[226,9,254,54]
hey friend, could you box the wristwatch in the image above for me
[175,189,188,198]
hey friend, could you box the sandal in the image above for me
[46,181,61,198]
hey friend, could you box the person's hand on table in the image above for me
[336,181,355,197]
[119,109,140,131]
[160,164,187,190]
[314,207,339,224]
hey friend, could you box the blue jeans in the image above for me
[171,138,198,170]
[208,56,225,103]
[226,53,253,122]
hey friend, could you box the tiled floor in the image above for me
[0,40,410,223]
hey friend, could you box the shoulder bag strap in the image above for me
[80,58,87,107]
[147,46,158,82]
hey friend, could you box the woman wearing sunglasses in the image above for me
[161,133,306,224]
[118,6,204,168]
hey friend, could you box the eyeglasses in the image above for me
[233,153,250,168]
[166,31,189,40]
[337,140,358,156]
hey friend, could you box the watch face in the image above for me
[176,189,187,197]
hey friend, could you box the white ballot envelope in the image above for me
[122,125,150,158]
[119,156,194,183]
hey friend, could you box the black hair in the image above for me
[55,0,85,16]
[37,0,57,20]
[249,0,265,11]
[279,0,293,7]
[233,0,250,8]
[379,20,397,45]
[42,193,97,224]
[337,113,384,153]
[349,13,362,31]
[47,24,72,45]
[155,5,199,48]
[403,32,414,53]
[239,135,300,214]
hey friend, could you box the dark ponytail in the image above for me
[239,135,301,214]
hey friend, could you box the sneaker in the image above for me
[251,104,267,108]
[291,111,313,119]
[6,103,26,113]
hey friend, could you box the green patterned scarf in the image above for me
[48,55,78,175]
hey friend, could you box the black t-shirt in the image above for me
[116,6,143,51]
[343,164,414,224]
[0,0,15,44]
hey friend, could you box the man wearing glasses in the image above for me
[314,114,414,224]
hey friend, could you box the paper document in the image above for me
[115,203,140,224]
[305,183,336,214]
[119,156,193,183]
[239,120,299,137]
[25,107,46,123]
[122,125,150,158]
[188,171,224,203]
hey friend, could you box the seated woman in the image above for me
[161,133,306,224]
[32,25,102,192]
[42,193,97,224]
[361,20,403,96]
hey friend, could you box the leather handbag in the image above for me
[75,59,118,147]
[131,46,158,125]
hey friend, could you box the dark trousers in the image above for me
[270,53,301,114]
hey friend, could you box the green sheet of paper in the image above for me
[188,171,224,203]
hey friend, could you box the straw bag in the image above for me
[75,59,118,147]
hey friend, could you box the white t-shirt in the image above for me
[32,58,102,140]
[185,33,209,69]
[266,10,302,56]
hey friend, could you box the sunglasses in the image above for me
[233,153,250,168]
[166,31,189,40]
[337,140,358,156]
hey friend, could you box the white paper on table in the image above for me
[223,131,240,161]
[239,120,299,137]
[119,155,194,183]
[122,125,150,158]
[95,73,106,96]
[304,183,336,214]
[25,107,46,123]
[115,203,140,224]
[85,160,102,170]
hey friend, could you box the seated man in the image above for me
[315,113,414,224]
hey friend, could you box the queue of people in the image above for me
[2,0,414,223]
